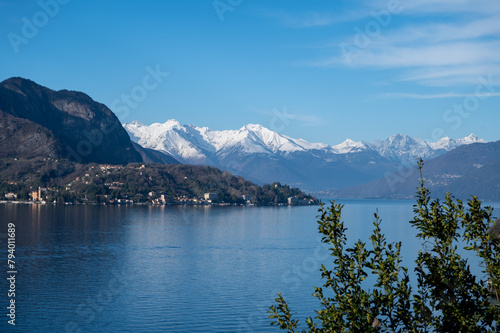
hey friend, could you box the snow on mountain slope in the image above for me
[371,134,435,165]
[333,139,369,154]
[123,120,486,167]
[370,133,486,165]
[428,134,486,151]
[124,120,333,163]
[125,120,213,164]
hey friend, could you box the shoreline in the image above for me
[0,200,317,207]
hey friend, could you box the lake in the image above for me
[1,199,499,332]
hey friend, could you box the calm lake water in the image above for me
[1,199,499,332]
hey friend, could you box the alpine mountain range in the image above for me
[1,77,497,201]
[124,120,489,195]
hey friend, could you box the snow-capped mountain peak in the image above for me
[332,139,368,154]
[461,133,485,143]
[241,123,264,131]
[129,120,145,126]
[123,120,487,168]
[160,119,182,130]
[386,133,420,145]
[388,133,407,140]
[428,133,485,150]
[368,133,487,164]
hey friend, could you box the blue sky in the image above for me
[1,0,499,144]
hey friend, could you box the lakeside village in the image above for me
[1,187,314,206]
[0,164,317,207]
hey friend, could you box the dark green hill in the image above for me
[0,157,317,205]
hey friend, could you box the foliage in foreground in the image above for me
[269,159,500,332]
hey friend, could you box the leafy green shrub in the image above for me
[270,159,500,332]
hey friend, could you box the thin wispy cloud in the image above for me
[367,0,500,15]
[349,41,500,68]
[261,9,366,28]
[379,92,500,100]
[401,0,500,15]
[305,0,500,89]
[378,16,500,44]
[398,65,500,86]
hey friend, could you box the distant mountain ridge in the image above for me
[371,133,485,165]
[124,120,486,191]
[338,140,500,202]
